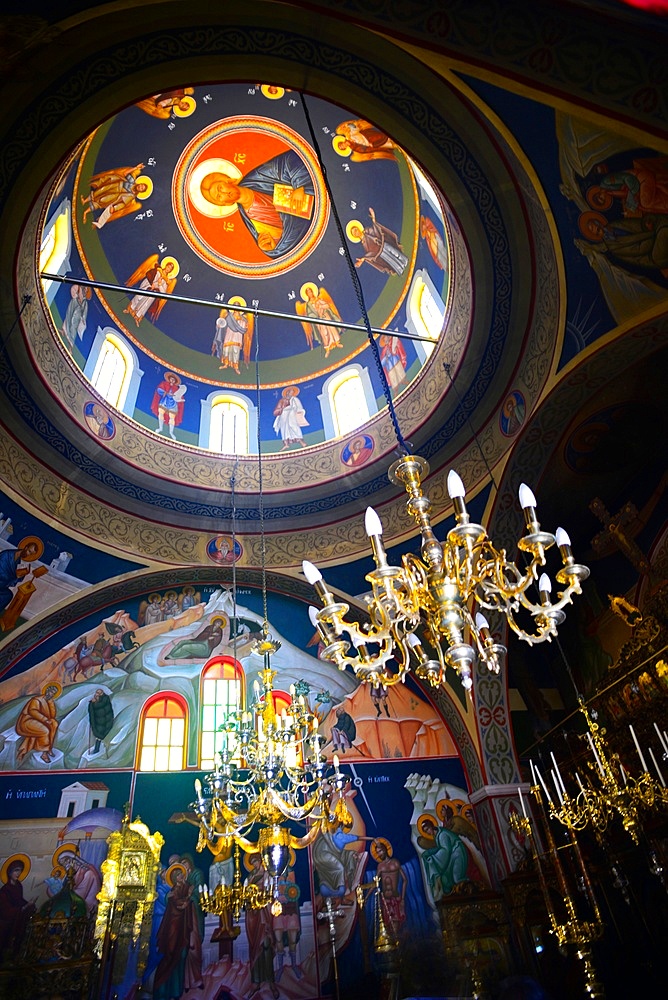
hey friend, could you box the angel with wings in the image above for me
[124,254,178,327]
[212,296,254,374]
[296,282,345,356]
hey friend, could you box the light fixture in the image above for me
[192,319,351,919]
[304,453,589,691]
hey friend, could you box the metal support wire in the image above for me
[253,307,269,632]
[299,93,410,455]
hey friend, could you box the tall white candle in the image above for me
[587,732,604,775]
[535,765,552,804]
[648,746,666,787]
[653,722,668,756]
[550,751,566,796]
[530,759,537,787]
[551,770,564,806]
[518,786,527,818]
[629,724,648,772]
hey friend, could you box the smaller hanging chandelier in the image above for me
[304,453,589,691]
[192,633,351,913]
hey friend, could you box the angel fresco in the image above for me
[124,254,178,327]
[212,296,254,373]
[332,119,396,162]
[296,282,345,356]
[136,87,196,119]
[81,163,152,229]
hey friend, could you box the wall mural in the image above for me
[0,579,482,997]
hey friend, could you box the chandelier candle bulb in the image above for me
[538,573,552,605]
[519,483,538,531]
[586,731,604,775]
[653,722,668,756]
[648,747,666,787]
[629,724,648,773]
[518,786,527,818]
[555,527,573,561]
[447,469,469,523]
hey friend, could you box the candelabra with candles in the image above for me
[530,699,668,845]
[511,787,605,998]
[198,842,274,922]
[192,633,351,916]
[304,454,589,691]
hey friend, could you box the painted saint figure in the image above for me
[15,683,60,764]
[61,284,91,344]
[124,254,178,327]
[244,853,278,999]
[370,838,407,938]
[379,334,408,394]
[151,371,187,440]
[197,150,314,258]
[348,208,408,275]
[88,688,114,754]
[273,386,308,450]
[0,536,43,615]
[333,119,396,162]
[0,858,35,961]
[82,162,151,228]
[296,283,345,356]
[420,215,448,270]
[136,88,195,119]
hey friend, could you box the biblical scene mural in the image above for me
[42,84,452,455]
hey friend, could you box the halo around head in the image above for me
[17,535,44,560]
[165,862,187,886]
[187,158,243,218]
[346,219,363,243]
[160,255,180,278]
[1,853,31,882]
[136,175,153,200]
[300,281,318,301]
[173,95,196,118]
[370,837,393,862]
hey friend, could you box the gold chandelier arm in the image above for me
[265,786,321,820]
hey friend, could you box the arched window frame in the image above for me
[199,390,257,453]
[40,198,72,306]
[137,691,188,772]
[199,655,245,769]
[319,363,376,440]
[84,326,144,415]
[405,268,446,364]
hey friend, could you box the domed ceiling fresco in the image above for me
[22,70,559,570]
[42,85,451,453]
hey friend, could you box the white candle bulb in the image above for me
[302,560,322,584]
[519,483,536,509]
[475,612,490,631]
[333,753,340,770]
[555,527,571,547]
[364,506,383,536]
[538,573,552,594]
[518,786,527,818]
[447,470,465,499]
[308,606,320,627]
[629,724,648,772]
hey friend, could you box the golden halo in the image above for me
[332,135,352,157]
[261,85,284,100]
[1,853,31,883]
[243,851,262,873]
[210,615,227,629]
[436,798,455,823]
[160,256,180,278]
[299,281,318,301]
[346,219,364,243]
[417,813,438,839]
[370,837,393,862]
[163,370,181,385]
[187,158,243,219]
[165,862,187,886]
[173,95,196,118]
[148,593,161,603]
[42,681,62,698]
[282,386,299,398]
[51,864,67,880]
[53,843,79,868]
[17,535,44,560]
[135,175,153,200]
[227,295,247,308]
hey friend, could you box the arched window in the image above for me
[138,693,187,771]
[200,656,244,769]
[40,198,72,306]
[89,331,133,410]
[406,269,446,363]
[319,365,375,440]
[210,396,249,454]
[199,390,257,452]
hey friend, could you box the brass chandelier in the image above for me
[304,454,589,691]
